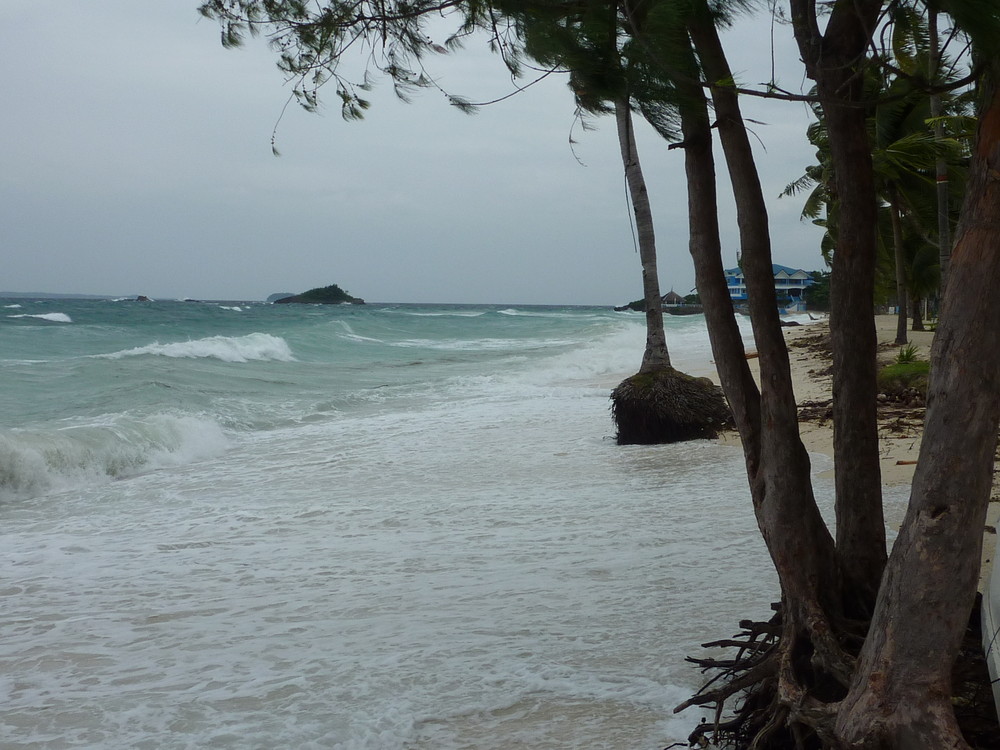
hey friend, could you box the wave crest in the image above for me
[99,333,294,362]
[0,414,229,501]
[8,313,72,323]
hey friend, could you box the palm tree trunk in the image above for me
[790,0,887,615]
[837,60,1000,750]
[929,9,951,298]
[911,294,925,331]
[614,95,671,372]
[890,195,908,345]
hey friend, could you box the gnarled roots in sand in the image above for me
[676,599,998,750]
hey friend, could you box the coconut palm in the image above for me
[784,62,969,343]
[506,0,732,443]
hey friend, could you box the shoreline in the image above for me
[721,314,998,588]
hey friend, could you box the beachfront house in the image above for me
[725,263,816,311]
[662,290,685,306]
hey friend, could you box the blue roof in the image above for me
[725,263,811,276]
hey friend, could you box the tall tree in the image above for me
[509,0,730,444]
[838,53,1000,750]
[514,0,676,373]
[789,0,890,615]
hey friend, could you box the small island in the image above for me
[271,284,365,305]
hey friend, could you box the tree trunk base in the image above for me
[610,368,731,445]
[675,598,1000,749]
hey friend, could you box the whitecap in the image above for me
[3,304,22,309]
[396,310,487,318]
[8,312,72,323]
[97,333,295,363]
[219,306,243,312]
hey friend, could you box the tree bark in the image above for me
[686,11,844,660]
[614,94,671,373]
[789,0,887,616]
[672,64,762,469]
[912,294,925,331]
[836,62,1000,750]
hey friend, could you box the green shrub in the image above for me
[877,360,930,396]
[895,343,919,364]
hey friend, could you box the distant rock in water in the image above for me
[266,292,296,303]
[272,284,365,305]
[614,298,646,312]
[136,295,152,302]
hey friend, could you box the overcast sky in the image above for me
[2,1,824,305]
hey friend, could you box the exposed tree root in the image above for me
[610,367,732,445]
[673,598,1000,749]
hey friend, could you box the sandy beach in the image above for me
[728,314,999,587]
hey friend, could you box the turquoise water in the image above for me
[2,297,791,748]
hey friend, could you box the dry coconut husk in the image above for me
[611,367,732,445]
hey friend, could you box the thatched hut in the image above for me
[610,368,732,445]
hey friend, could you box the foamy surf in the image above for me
[0,299,795,749]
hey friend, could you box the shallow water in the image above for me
[1,298,856,748]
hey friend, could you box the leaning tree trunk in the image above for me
[790,0,887,617]
[890,195,909,345]
[835,60,1000,750]
[614,94,671,373]
[687,7,852,707]
[671,84,762,456]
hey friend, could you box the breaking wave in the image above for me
[8,312,72,323]
[0,414,229,501]
[97,333,295,363]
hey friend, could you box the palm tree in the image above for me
[510,0,731,444]
[784,63,968,344]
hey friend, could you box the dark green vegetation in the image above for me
[877,360,930,396]
[199,1,1000,746]
[272,284,364,305]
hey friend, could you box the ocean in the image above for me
[1,298,826,749]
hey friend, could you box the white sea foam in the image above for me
[98,333,295,362]
[219,305,243,312]
[393,336,577,352]
[0,414,229,501]
[8,312,72,323]
[333,321,385,344]
[1,301,801,749]
[4,303,22,308]
[392,310,487,317]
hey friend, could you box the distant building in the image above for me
[725,263,815,309]
[662,290,685,306]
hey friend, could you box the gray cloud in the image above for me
[1,1,824,304]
